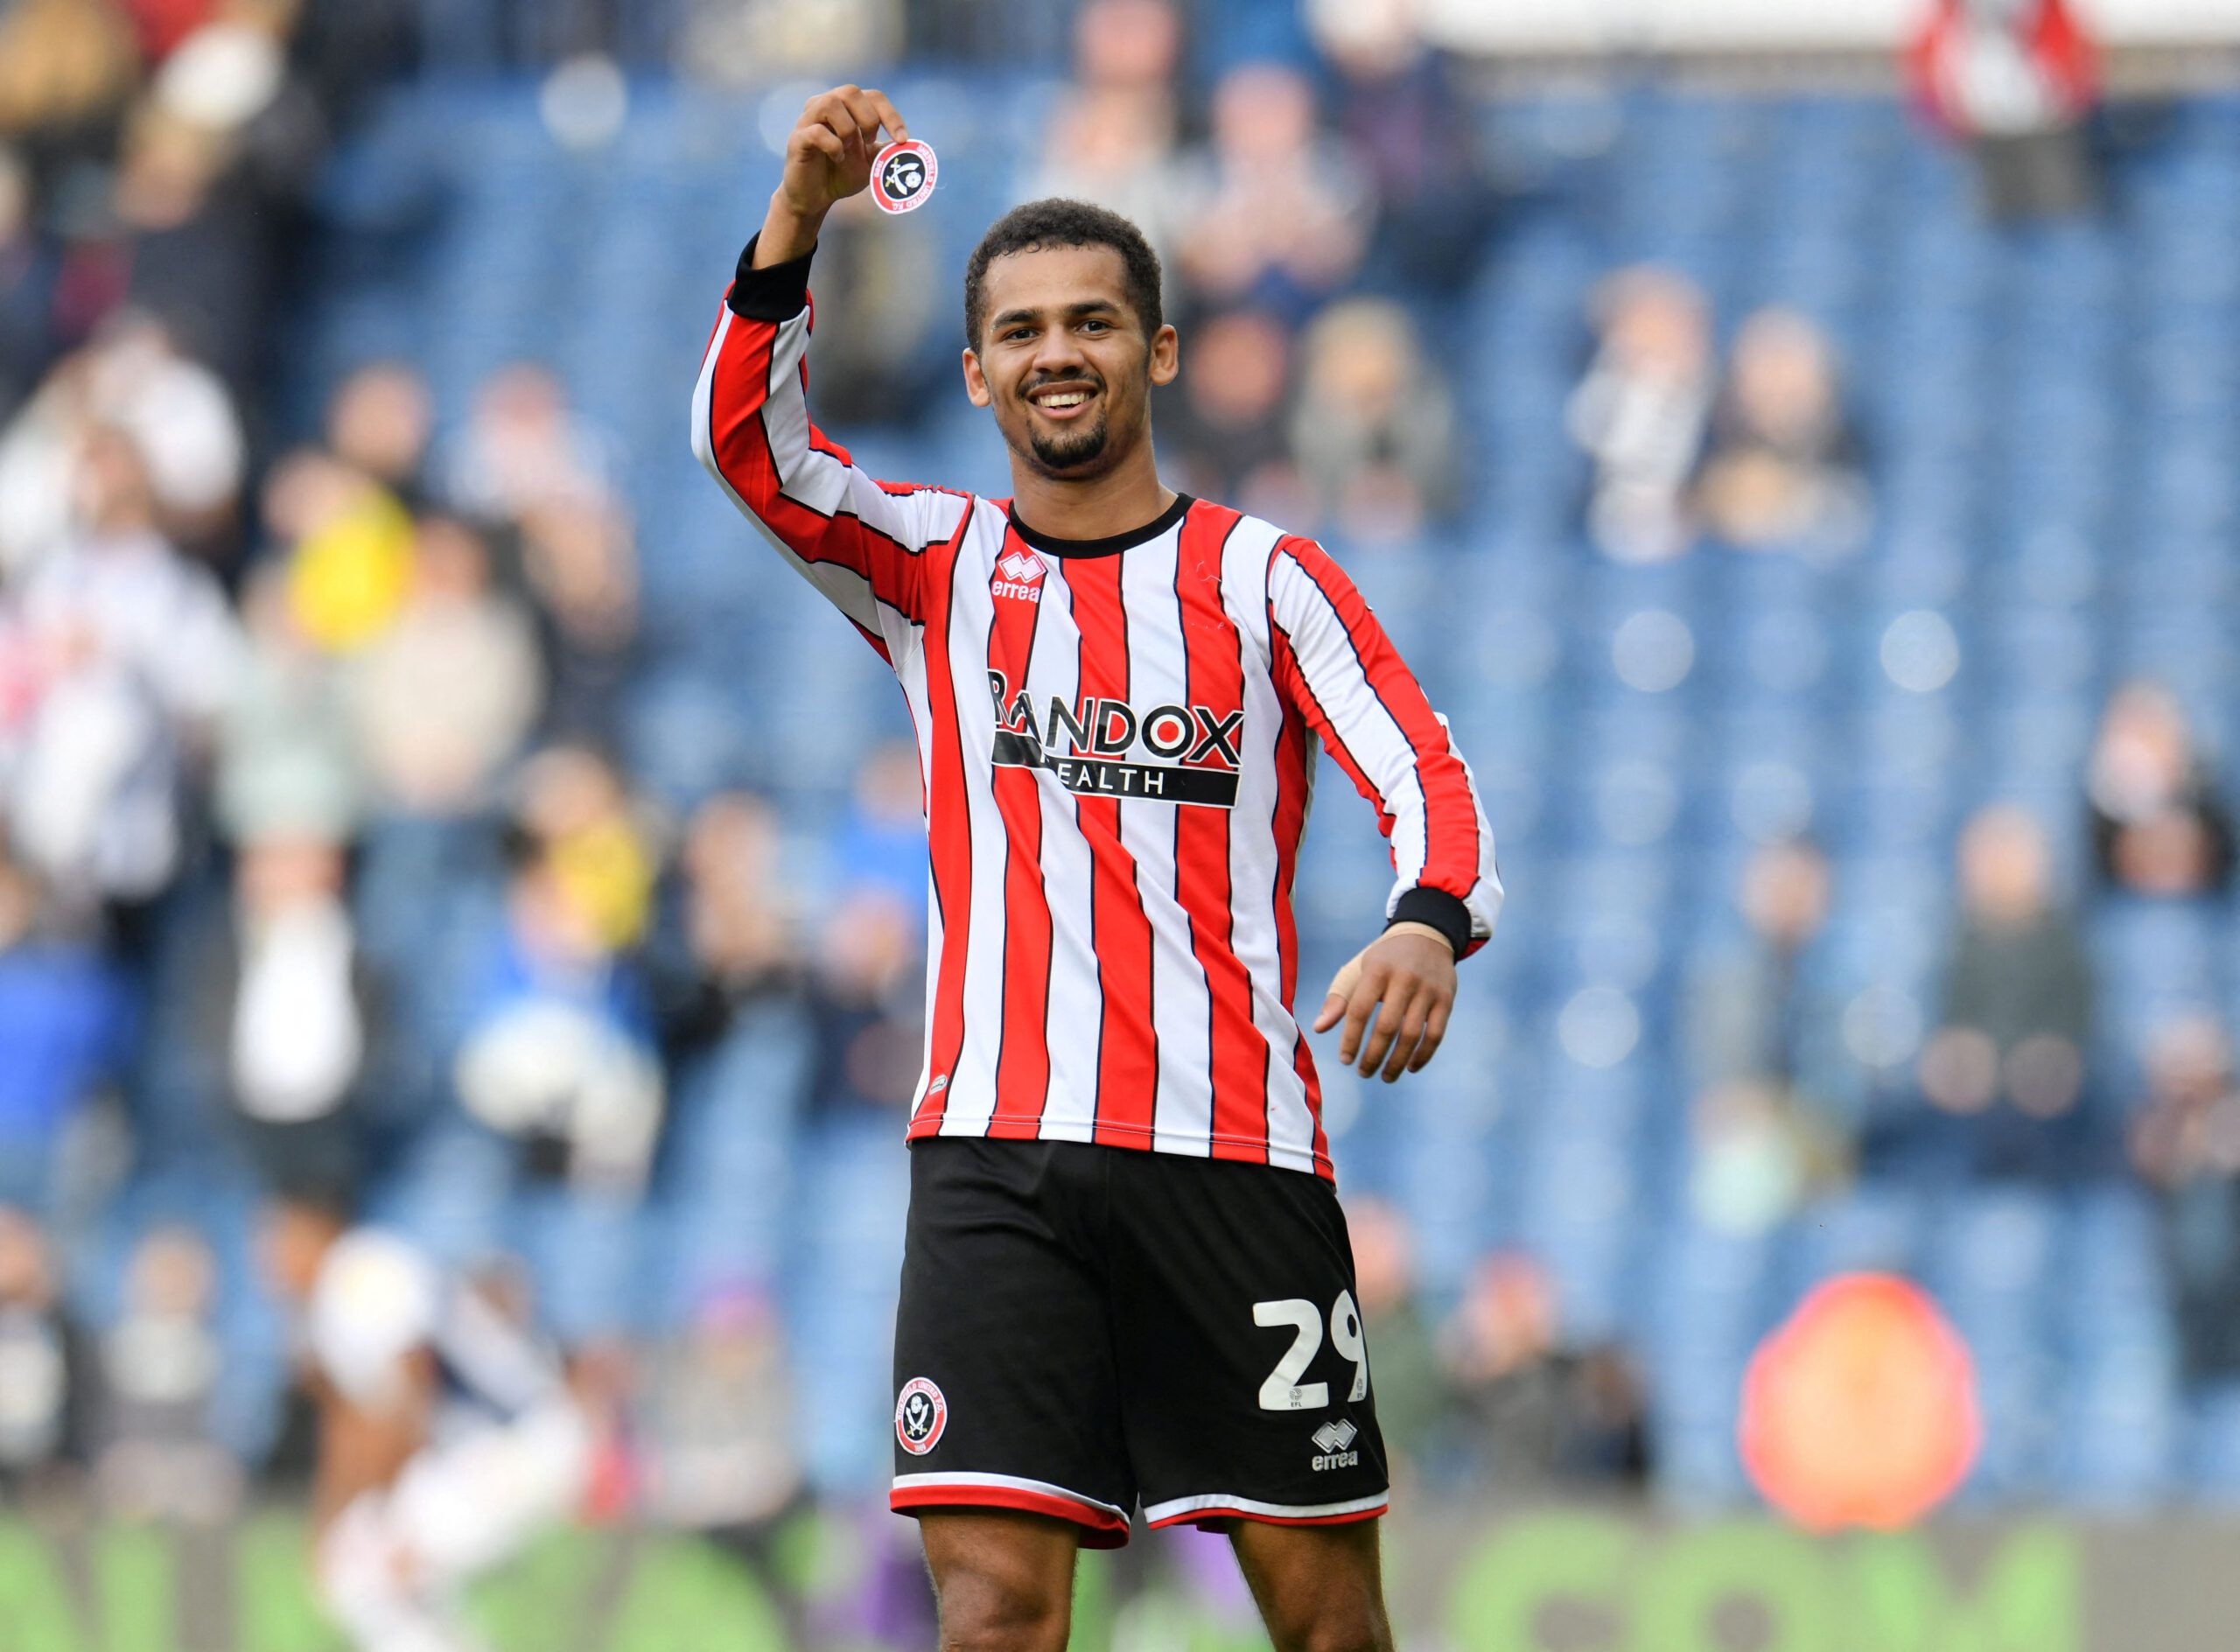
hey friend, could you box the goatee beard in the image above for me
[1027,416,1110,473]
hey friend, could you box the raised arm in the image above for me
[690,86,967,662]
[1267,535,1502,1080]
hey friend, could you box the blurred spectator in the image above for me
[1030,0,1186,258]
[0,147,55,419]
[346,514,542,816]
[443,361,614,528]
[1917,806,2096,1179]
[636,1284,804,1542]
[2131,1014,2240,1388]
[2086,681,2234,899]
[277,453,414,654]
[1158,306,1300,516]
[1566,265,1713,564]
[1436,1252,1649,1492]
[455,746,662,1191]
[1684,838,1862,1235]
[677,0,900,79]
[654,788,802,1060]
[1288,298,1453,542]
[0,0,139,184]
[1173,62,1372,319]
[92,1222,242,1521]
[1694,308,1868,555]
[1344,1198,1438,1487]
[121,14,331,396]
[1908,0,2097,221]
[0,1205,88,1501]
[6,421,241,906]
[0,845,128,1214]
[250,1186,347,1492]
[518,494,639,742]
[0,319,245,574]
[325,360,434,512]
[831,739,929,919]
[172,833,377,1193]
[215,564,363,844]
[804,885,921,1116]
[1306,0,1493,289]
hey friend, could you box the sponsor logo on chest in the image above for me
[986,669,1244,808]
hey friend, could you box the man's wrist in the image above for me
[1386,887,1471,957]
[1380,920,1456,954]
[753,196,824,266]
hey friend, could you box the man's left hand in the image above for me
[1312,921,1457,1082]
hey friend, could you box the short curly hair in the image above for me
[963,198,1165,351]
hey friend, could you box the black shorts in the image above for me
[889,1138,1388,1547]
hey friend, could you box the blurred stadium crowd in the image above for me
[1,0,2238,1604]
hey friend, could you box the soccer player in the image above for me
[262,1200,590,1652]
[693,86,1500,1652]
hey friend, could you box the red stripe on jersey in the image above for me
[985,530,1054,1136]
[911,511,980,1136]
[1066,556,1159,1147]
[704,313,923,624]
[1171,504,1270,1164]
[1276,536,1481,902]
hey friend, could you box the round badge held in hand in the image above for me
[871,139,937,214]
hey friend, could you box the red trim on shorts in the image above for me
[1144,1499,1389,1532]
[891,1481,1132,1548]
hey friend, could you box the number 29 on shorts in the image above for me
[1253,1292,1369,1410]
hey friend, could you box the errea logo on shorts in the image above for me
[991,550,1046,603]
[897,1376,948,1455]
[1311,1418,1359,1472]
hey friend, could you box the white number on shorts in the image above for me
[1252,1294,1373,1410]
[1329,1290,1370,1403]
[1252,1298,1328,1410]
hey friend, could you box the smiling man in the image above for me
[693,85,1500,1652]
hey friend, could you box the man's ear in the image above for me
[961,346,992,409]
[1148,324,1180,389]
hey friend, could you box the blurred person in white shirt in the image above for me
[263,1204,589,1652]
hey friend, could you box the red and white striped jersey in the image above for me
[691,246,1500,1179]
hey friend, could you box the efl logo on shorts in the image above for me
[896,1376,948,1455]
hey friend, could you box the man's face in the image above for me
[963,244,1178,481]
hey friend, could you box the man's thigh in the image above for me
[920,1510,1082,1650]
[1230,1519,1395,1652]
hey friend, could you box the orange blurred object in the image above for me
[1739,1272,1980,1530]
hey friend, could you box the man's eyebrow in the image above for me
[990,299,1125,332]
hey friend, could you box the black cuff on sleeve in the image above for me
[728,234,815,321]
[1387,887,1472,958]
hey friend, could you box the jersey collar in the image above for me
[1004,493,1194,559]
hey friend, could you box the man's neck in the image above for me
[1006,448,1173,543]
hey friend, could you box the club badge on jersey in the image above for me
[871,140,937,214]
